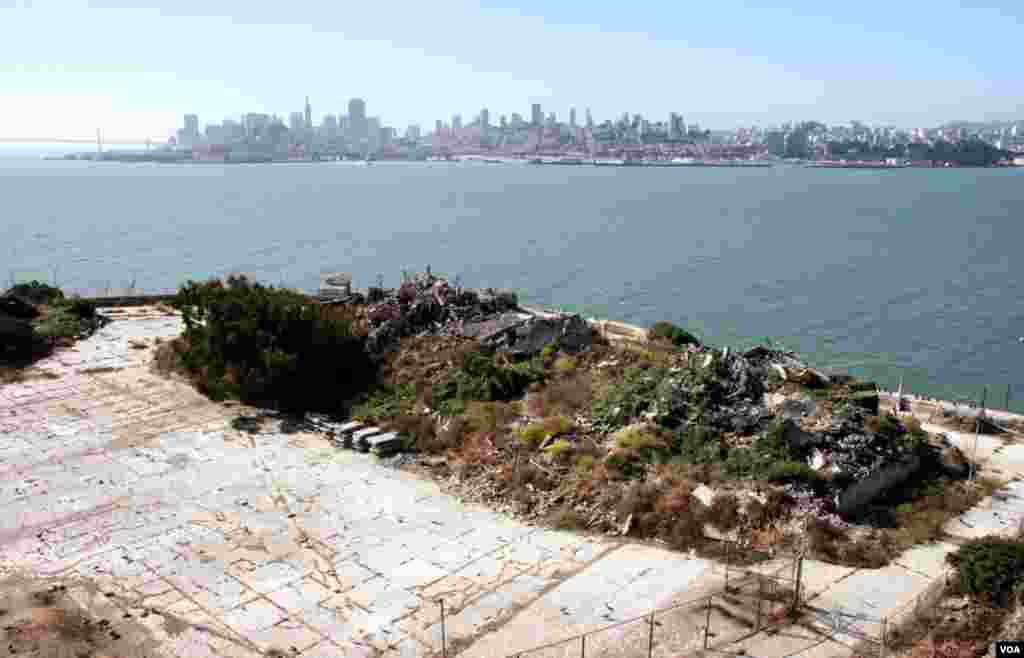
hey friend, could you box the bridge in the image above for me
[0,137,163,146]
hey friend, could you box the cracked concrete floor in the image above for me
[1,307,752,658]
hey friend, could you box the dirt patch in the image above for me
[79,367,125,375]
[0,572,162,658]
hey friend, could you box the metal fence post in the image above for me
[648,613,655,658]
[439,599,447,658]
[756,576,764,631]
[725,541,731,592]
[703,596,713,649]
[580,633,585,658]
[792,554,804,612]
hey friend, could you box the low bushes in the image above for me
[592,365,668,429]
[170,275,375,412]
[649,320,700,347]
[432,352,544,415]
[4,281,64,305]
[947,536,1024,607]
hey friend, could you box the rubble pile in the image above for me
[346,270,593,358]
[308,271,990,565]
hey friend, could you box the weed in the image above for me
[575,454,596,471]
[551,506,588,531]
[517,423,548,447]
[542,415,573,437]
[552,355,577,373]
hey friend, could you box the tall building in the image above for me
[585,108,593,129]
[435,119,445,136]
[480,108,490,129]
[405,124,421,140]
[304,96,312,130]
[452,114,462,132]
[531,103,542,126]
[183,114,199,138]
[244,113,271,138]
[569,108,577,129]
[348,98,367,142]
[289,112,305,135]
[321,114,338,140]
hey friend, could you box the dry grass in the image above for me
[529,372,593,417]
[151,336,190,377]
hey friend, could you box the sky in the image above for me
[1,0,1022,140]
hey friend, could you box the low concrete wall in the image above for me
[84,294,177,308]
[520,305,650,344]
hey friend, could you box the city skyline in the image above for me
[4,0,1024,141]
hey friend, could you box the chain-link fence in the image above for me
[824,570,953,658]
[425,546,805,658]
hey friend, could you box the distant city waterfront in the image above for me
[3,156,1024,411]
[30,96,1024,166]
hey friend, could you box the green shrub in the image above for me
[5,281,64,305]
[947,537,1024,606]
[517,423,549,447]
[649,321,700,347]
[592,366,668,429]
[33,309,82,341]
[673,425,727,465]
[432,352,544,414]
[352,383,416,421]
[543,440,575,463]
[65,297,97,319]
[171,275,374,412]
[763,461,820,485]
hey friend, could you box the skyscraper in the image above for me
[183,114,199,139]
[304,96,312,130]
[531,104,542,126]
[452,115,462,132]
[435,119,444,136]
[348,98,367,144]
[480,108,490,129]
[569,108,577,129]
[585,108,593,129]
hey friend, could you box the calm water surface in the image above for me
[2,157,1023,409]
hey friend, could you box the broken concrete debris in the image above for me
[350,270,593,358]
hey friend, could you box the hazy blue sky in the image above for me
[2,0,1022,140]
